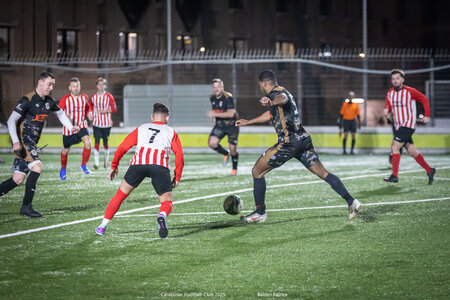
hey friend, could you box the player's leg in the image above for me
[228,125,239,175]
[209,126,230,165]
[343,131,349,155]
[0,170,25,196]
[20,160,43,217]
[404,143,435,184]
[60,134,73,180]
[297,136,361,220]
[80,131,92,174]
[103,127,111,168]
[385,140,404,183]
[149,165,174,238]
[93,126,101,169]
[350,120,357,154]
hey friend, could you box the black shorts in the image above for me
[93,126,111,144]
[343,119,357,133]
[123,164,172,195]
[261,135,320,169]
[63,128,90,149]
[210,122,239,145]
[394,127,414,144]
[12,137,41,174]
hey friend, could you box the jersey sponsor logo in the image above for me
[16,104,22,111]
[32,114,48,122]
[45,103,50,109]
[35,104,39,107]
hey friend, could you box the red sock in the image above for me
[392,153,400,177]
[160,201,173,217]
[61,152,68,169]
[82,148,91,165]
[104,189,129,220]
[415,153,432,173]
[95,143,99,151]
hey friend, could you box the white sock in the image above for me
[104,148,110,163]
[100,218,110,227]
[94,149,99,166]
[159,212,167,218]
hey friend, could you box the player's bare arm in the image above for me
[207,108,236,118]
[236,111,271,126]
[260,93,288,107]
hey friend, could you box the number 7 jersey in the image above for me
[111,121,184,181]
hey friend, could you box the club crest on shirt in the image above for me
[45,103,50,109]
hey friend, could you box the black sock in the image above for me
[213,144,229,156]
[231,153,239,170]
[324,173,354,206]
[343,138,347,152]
[22,171,40,206]
[253,177,266,214]
[0,178,18,196]
[351,139,356,152]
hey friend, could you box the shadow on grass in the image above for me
[360,205,401,223]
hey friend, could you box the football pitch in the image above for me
[0,152,449,299]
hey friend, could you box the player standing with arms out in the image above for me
[59,78,93,180]
[236,70,361,223]
[383,69,436,184]
[338,91,361,155]
[207,78,239,175]
[89,77,117,169]
[95,103,184,238]
[0,72,79,217]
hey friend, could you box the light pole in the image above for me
[362,0,368,126]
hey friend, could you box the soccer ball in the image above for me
[223,195,243,215]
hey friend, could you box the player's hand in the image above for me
[338,130,342,138]
[172,177,179,188]
[260,97,273,106]
[235,119,248,127]
[109,168,119,181]
[71,126,80,134]
[206,110,216,118]
[422,117,430,124]
[87,112,93,121]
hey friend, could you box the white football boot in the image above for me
[241,211,267,223]
[349,199,362,221]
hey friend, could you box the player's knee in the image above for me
[251,166,262,178]
[62,148,70,155]
[84,139,91,149]
[12,174,25,185]
[208,140,218,149]
[30,162,43,173]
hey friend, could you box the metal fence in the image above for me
[1,48,449,127]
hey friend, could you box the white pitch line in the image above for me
[116,196,450,217]
[1,166,449,239]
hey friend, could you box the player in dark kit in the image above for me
[207,78,239,176]
[0,72,79,217]
[236,70,361,222]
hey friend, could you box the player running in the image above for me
[236,70,361,223]
[88,77,117,169]
[383,69,436,184]
[59,78,93,180]
[0,72,79,217]
[338,91,361,155]
[207,78,239,175]
[95,103,184,238]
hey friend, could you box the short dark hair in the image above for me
[38,71,55,82]
[153,103,169,115]
[212,78,223,86]
[258,70,277,83]
[391,69,405,78]
[70,77,80,84]
[96,77,106,85]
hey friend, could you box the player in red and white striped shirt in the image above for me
[383,69,435,184]
[88,77,117,169]
[95,103,184,238]
[58,78,93,180]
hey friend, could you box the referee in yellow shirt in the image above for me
[339,91,361,155]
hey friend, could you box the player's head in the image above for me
[258,70,277,95]
[347,91,355,103]
[36,71,56,96]
[96,77,107,93]
[212,78,224,97]
[151,103,170,123]
[390,69,405,88]
[69,78,81,96]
